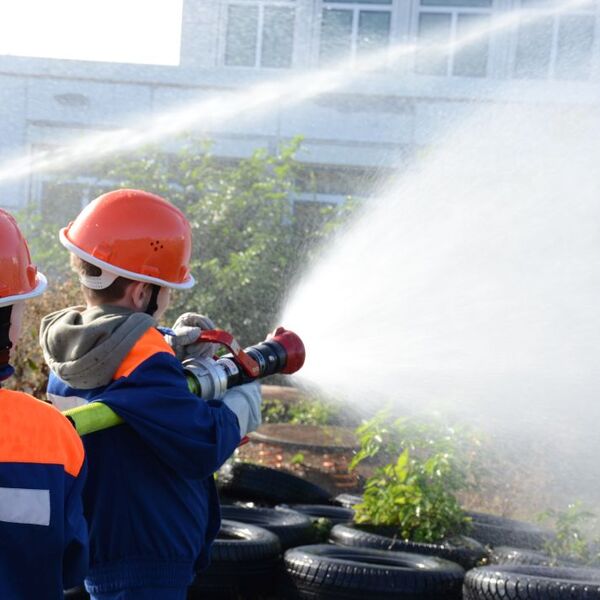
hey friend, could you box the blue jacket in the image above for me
[0,388,88,599]
[47,327,241,594]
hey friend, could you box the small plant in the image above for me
[312,517,334,543]
[290,452,305,466]
[539,502,599,564]
[261,396,338,426]
[350,410,480,543]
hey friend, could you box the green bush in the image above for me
[262,396,338,426]
[100,137,355,345]
[539,502,599,564]
[350,410,481,543]
[13,138,355,392]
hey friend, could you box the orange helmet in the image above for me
[60,189,195,290]
[0,209,47,307]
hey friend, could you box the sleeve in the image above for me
[62,459,89,590]
[99,352,242,480]
[221,380,262,437]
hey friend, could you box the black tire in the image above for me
[221,505,315,550]
[466,511,554,550]
[218,462,332,505]
[463,564,600,599]
[330,523,487,569]
[189,519,281,599]
[284,544,465,600]
[333,494,363,508]
[278,504,355,525]
[490,545,584,568]
[63,588,89,599]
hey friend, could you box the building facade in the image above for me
[0,0,599,212]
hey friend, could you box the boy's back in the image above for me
[42,308,246,596]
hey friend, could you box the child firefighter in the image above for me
[40,189,262,600]
[0,209,88,598]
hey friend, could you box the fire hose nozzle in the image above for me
[183,326,305,399]
[63,326,306,436]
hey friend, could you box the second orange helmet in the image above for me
[60,189,195,289]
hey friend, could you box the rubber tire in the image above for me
[221,505,315,550]
[284,543,465,599]
[463,565,600,599]
[330,523,488,569]
[277,504,355,524]
[189,519,281,599]
[466,511,554,550]
[218,462,332,505]
[490,545,584,568]
[63,588,89,599]
[333,494,363,508]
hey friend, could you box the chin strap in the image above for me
[144,285,161,317]
[0,306,14,383]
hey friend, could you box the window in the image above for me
[225,1,295,68]
[513,0,597,80]
[319,0,392,66]
[416,0,493,77]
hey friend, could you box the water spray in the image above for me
[63,327,305,436]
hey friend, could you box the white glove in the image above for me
[166,312,220,361]
[222,380,262,437]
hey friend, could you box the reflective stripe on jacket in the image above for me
[0,388,88,599]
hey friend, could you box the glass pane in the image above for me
[520,0,596,7]
[261,6,295,68]
[453,13,489,77]
[357,11,391,55]
[513,17,553,79]
[325,0,392,4]
[421,0,492,6]
[225,5,258,67]
[416,12,452,76]
[320,9,353,66]
[555,14,595,80]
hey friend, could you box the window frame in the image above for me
[509,0,599,81]
[221,0,298,69]
[318,0,395,67]
[412,0,495,77]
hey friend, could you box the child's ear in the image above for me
[130,282,152,312]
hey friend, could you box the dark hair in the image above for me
[71,255,134,303]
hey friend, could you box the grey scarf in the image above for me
[39,305,156,389]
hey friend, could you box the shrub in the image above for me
[350,410,481,543]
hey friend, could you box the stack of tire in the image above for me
[461,511,600,599]
[67,462,600,599]
[190,462,479,599]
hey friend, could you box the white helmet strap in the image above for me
[79,269,120,290]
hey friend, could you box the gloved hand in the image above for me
[166,312,220,361]
[222,380,262,437]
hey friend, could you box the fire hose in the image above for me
[62,327,305,436]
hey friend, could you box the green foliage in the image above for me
[291,452,306,465]
[100,137,354,345]
[351,410,480,543]
[262,396,338,426]
[539,502,599,564]
[312,517,334,543]
[18,138,355,348]
[15,206,71,280]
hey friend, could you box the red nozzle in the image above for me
[271,327,305,375]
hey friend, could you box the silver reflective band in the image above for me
[47,392,86,411]
[0,487,50,526]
